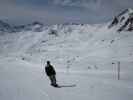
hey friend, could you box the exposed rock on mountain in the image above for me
[108,8,133,32]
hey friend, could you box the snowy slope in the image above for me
[1,23,133,64]
[0,9,133,100]
[0,23,133,70]
[0,58,133,100]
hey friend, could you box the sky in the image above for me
[0,0,133,25]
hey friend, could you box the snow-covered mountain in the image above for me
[108,8,133,32]
[0,8,133,65]
[0,9,133,100]
[13,21,44,32]
[0,21,44,33]
[0,22,133,66]
[0,20,13,33]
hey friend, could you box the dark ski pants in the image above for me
[49,75,57,85]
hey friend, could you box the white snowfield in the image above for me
[0,23,133,100]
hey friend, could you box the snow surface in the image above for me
[0,24,133,100]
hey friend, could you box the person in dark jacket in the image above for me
[45,61,58,87]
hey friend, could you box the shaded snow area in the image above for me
[0,24,133,100]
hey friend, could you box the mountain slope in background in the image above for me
[0,23,133,70]
[0,8,133,67]
[0,20,13,33]
[108,8,133,32]
[0,21,44,33]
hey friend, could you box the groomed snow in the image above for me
[0,57,133,100]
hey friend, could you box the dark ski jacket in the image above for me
[45,64,56,76]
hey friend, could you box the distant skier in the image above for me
[45,61,58,87]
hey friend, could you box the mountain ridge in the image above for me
[108,8,133,32]
[0,8,133,34]
[0,20,44,33]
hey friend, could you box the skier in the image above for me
[45,61,58,87]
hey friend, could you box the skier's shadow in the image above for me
[59,84,76,88]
